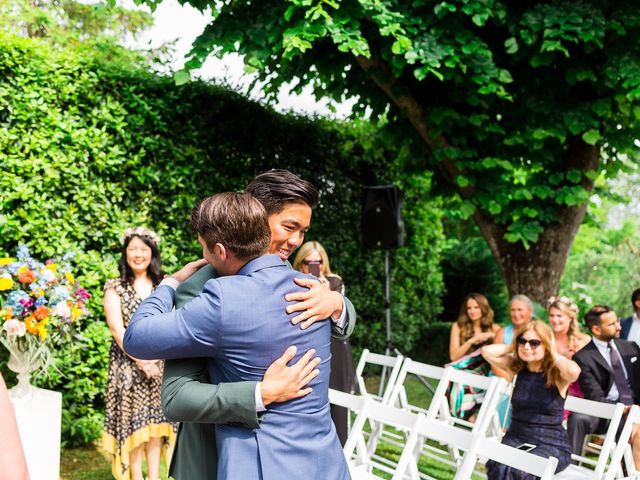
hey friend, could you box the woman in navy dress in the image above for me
[482,320,581,479]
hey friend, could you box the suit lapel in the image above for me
[615,339,639,393]
[584,340,612,375]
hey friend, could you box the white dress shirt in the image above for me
[627,313,640,346]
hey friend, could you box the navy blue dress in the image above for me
[486,369,571,479]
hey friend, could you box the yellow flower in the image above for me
[71,306,83,321]
[46,263,58,272]
[0,307,13,320]
[38,324,48,341]
[65,271,75,284]
[17,266,28,274]
[0,257,14,265]
[0,276,13,291]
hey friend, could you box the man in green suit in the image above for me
[162,170,356,479]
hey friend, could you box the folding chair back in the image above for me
[344,396,425,479]
[456,437,559,480]
[428,366,508,435]
[355,349,404,404]
[604,404,640,480]
[387,359,445,411]
[559,396,625,479]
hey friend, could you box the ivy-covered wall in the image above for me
[0,32,444,445]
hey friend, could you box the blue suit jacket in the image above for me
[621,315,634,340]
[124,254,349,480]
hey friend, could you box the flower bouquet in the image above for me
[0,245,90,394]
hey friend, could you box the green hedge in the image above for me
[0,32,444,445]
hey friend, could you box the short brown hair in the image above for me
[190,192,271,260]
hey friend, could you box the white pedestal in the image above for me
[10,386,62,480]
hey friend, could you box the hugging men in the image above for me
[124,185,351,479]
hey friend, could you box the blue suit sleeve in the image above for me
[123,281,223,360]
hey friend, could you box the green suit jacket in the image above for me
[164,264,356,480]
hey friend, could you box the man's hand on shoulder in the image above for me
[260,346,321,406]
[171,258,209,283]
[285,277,343,329]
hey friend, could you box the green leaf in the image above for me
[582,129,600,145]
[173,70,190,86]
[504,37,518,54]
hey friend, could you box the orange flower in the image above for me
[34,305,50,321]
[18,270,36,284]
[24,315,39,335]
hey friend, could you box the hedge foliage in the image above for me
[0,32,444,445]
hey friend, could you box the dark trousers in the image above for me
[567,413,613,455]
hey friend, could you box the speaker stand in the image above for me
[378,250,435,398]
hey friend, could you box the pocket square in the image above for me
[631,357,638,363]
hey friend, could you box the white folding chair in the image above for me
[427,366,508,435]
[605,404,640,480]
[555,397,625,480]
[355,349,405,404]
[343,396,425,479]
[457,436,559,480]
[387,359,446,412]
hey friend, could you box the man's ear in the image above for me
[634,299,640,312]
[214,243,227,260]
[591,324,601,337]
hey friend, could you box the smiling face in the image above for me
[510,300,532,328]
[466,298,483,322]
[549,306,572,335]
[125,236,152,276]
[267,203,312,261]
[516,328,546,364]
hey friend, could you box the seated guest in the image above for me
[492,295,534,380]
[449,293,500,362]
[621,288,640,345]
[569,305,640,468]
[548,296,590,418]
[482,321,580,478]
[448,293,500,421]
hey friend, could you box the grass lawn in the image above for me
[60,445,169,480]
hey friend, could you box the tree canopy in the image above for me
[152,0,640,301]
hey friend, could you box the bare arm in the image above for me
[481,343,515,380]
[104,288,160,379]
[0,374,29,480]
[490,327,512,380]
[449,323,471,361]
[553,352,581,396]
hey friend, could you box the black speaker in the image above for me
[361,185,404,249]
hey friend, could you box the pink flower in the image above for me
[3,319,26,337]
[75,288,90,301]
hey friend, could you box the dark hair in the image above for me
[245,169,319,215]
[118,235,164,287]
[190,192,271,260]
[455,293,495,343]
[632,289,640,307]
[584,305,613,331]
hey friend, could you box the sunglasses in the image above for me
[516,336,542,349]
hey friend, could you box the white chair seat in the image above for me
[555,464,599,479]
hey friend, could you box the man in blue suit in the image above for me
[124,192,349,479]
[621,288,640,345]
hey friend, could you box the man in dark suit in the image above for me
[620,288,640,344]
[570,305,640,469]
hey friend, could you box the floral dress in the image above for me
[101,278,176,480]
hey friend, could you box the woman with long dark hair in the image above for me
[102,227,175,480]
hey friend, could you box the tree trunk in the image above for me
[355,55,601,304]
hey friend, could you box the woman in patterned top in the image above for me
[102,227,176,480]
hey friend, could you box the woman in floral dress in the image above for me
[102,227,176,480]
